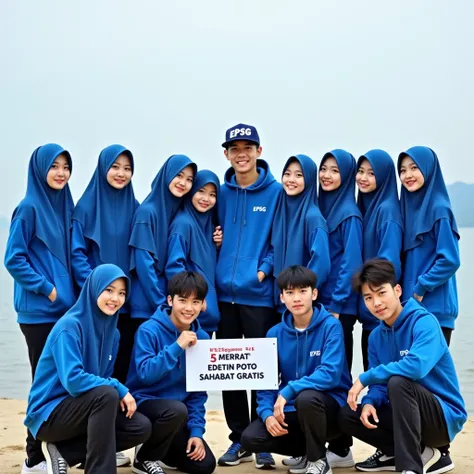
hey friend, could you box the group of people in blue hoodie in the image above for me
[3,122,465,474]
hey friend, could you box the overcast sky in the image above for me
[1,1,473,215]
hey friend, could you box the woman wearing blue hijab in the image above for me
[318,149,363,372]
[24,264,151,474]
[4,144,76,472]
[166,170,221,335]
[398,146,460,345]
[71,144,139,393]
[356,150,403,339]
[129,155,197,322]
[271,154,330,312]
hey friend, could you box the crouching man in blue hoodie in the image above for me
[126,271,216,474]
[341,259,467,474]
[241,266,353,474]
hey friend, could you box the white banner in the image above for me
[186,338,278,392]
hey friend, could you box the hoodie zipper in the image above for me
[230,189,244,303]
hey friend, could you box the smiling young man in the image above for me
[126,272,216,474]
[215,124,282,469]
[340,259,467,474]
[241,266,353,474]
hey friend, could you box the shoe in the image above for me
[159,461,177,470]
[41,442,68,474]
[355,450,395,472]
[21,461,47,473]
[218,442,253,466]
[305,458,332,474]
[402,471,417,474]
[283,457,304,467]
[421,447,441,473]
[288,456,308,474]
[132,458,166,474]
[255,453,276,469]
[426,452,455,474]
[326,449,355,468]
[117,451,131,467]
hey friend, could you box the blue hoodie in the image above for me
[4,144,76,324]
[71,145,139,294]
[166,170,220,333]
[318,150,363,315]
[24,264,130,438]
[216,159,281,307]
[357,150,403,330]
[126,306,209,438]
[398,147,460,329]
[272,155,330,311]
[360,298,467,442]
[257,304,352,423]
[129,155,197,319]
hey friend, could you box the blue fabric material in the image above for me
[272,155,330,307]
[129,155,197,318]
[72,145,139,288]
[356,150,403,329]
[166,170,220,332]
[256,304,352,423]
[4,144,76,323]
[215,159,281,307]
[127,306,209,438]
[24,264,130,437]
[360,298,467,442]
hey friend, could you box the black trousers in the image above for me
[20,322,56,466]
[138,399,216,474]
[36,386,151,474]
[338,315,371,372]
[217,302,278,443]
[242,390,351,462]
[340,376,450,474]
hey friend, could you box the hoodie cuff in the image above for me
[327,301,344,314]
[189,426,205,439]
[170,341,185,359]
[260,408,274,423]
[116,383,129,400]
[413,281,427,298]
[361,395,377,408]
[258,262,272,279]
[279,386,295,402]
[359,371,372,387]
[39,279,54,297]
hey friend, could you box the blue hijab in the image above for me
[72,145,138,274]
[13,144,74,270]
[398,146,459,251]
[318,149,361,233]
[272,155,327,277]
[61,263,130,375]
[129,155,197,273]
[357,150,402,255]
[171,170,220,281]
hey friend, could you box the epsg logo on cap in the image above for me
[222,123,260,147]
[229,127,253,139]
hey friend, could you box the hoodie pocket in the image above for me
[216,253,235,295]
[26,274,74,315]
[233,257,273,299]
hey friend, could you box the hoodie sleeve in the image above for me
[360,334,388,408]
[413,219,460,297]
[51,330,128,399]
[185,391,208,438]
[134,326,184,385]
[132,247,166,309]
[307,227,331,289]
[359,316,446,386]
[104,330,120,379]
[377,220,403,282]
[71,220,93,289]
[327,217,363,314]
[258,245,274,277]
[4,217,54,297]
[165,233,189,281]
[280,322,346,401]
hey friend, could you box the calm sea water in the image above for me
[0,228,472,412]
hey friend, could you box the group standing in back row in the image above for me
[4,123,462,474]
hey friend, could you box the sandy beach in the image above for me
[0,400,472,473]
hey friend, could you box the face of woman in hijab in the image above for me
[192,183,217,213]
[282,160,305,196]
[399,156,425,192]
[169,165,195,197]
[96,277,127,316]
[319,157,341,192]
[46,154,71,190]
[107,154,133,189]
[356,159,377,193]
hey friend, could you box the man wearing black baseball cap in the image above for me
[215,123,281,469]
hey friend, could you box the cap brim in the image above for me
[222,139,260,148]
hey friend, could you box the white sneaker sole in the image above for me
[330,459,356,468]
[289,467,308,474]
[423,449,442,474]
[219,455,254,466]
[427,461,455,474]
[355,466,396,472]
[117,457,131,467]
[40,443,55,474]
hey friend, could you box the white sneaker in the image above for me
[116,451,131,467]
[402,471,417,474]
[289,456,308,474]
[306,458,332,474]
[422,447,441,473]
[326,450,355,469]
[283,457,304,467]
[21,461,47,473]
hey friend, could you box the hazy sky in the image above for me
[1,1,473,214]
